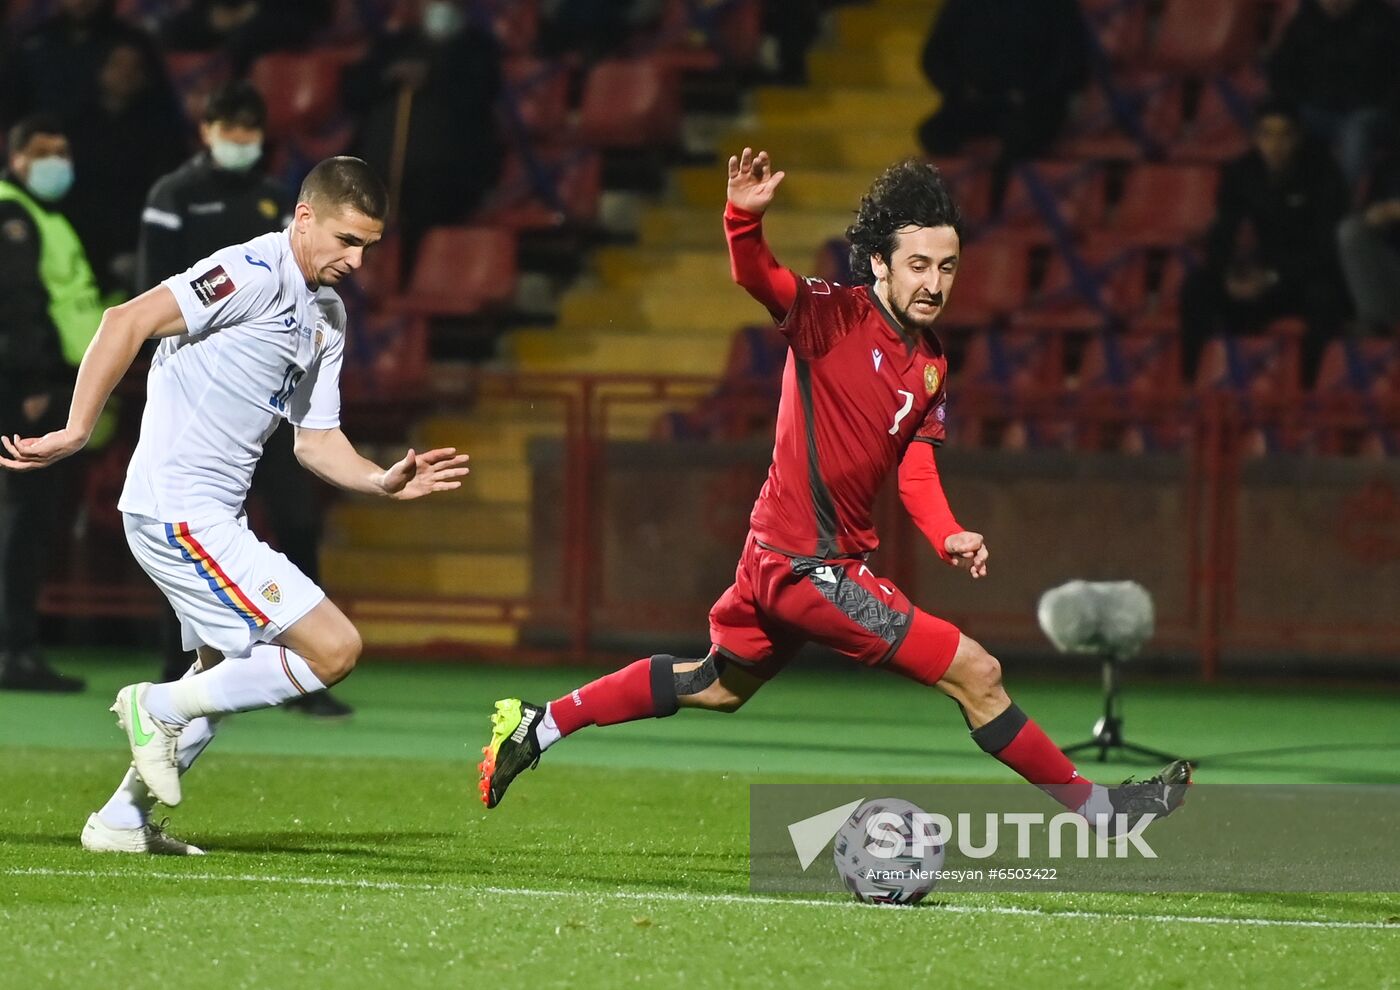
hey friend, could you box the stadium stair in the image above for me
[323,0,946,651]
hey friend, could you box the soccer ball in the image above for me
[832,797,944,905]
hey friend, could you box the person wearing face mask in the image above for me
[0,115,105,692]
[135,83,354,720]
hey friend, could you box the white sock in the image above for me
[142,644,327,726]
[1076,783,1113,821]
[98,716,220,828]
[537,703,562,751]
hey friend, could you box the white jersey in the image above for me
[118,228,346,526]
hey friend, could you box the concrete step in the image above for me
[557,285,761,334]
[348,598,523,649]
[326,501,528,552]
[719,122,918,169]
[674,164,880,212]
[753,85,931,122]
[639,204,852,254]
[511,328,731,376]
[322,546,530,597]
[594,247,730,289]
[831,6,934,48]
[808,46,924,87]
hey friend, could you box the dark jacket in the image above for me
[136,152,291,291]
[0,174,69,399]
[921,0,1089,106]
[1205,141,1350,281]
[1268,0,1400,113]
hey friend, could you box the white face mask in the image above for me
[422,1,464,42]
[209,136,262,172]
[26,156,74,202]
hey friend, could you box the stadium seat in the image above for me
[340,312,430,403]
[164,51,232,124]
[1098,164,1219,247]
[1196,327,1303,398]
[1012,244,1142,330]
[999,161,1106,230]
[386,225,519,317]
[1310,338,1400,454]
[575,58,683,148]
[477,148,602,231]
[941,238,1034,327]
[1148,0,1257,73]
[1172,78,1254,163]
[1058,76,1183,160]
[929,156,994,228]
[482,0,540,55]
[1075,330,1185,450]
[652,0,762,71]
[501,57,571,139]
[1081,0,1150,66]
[250,52,346,139]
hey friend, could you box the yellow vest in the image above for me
[0,178,104,366]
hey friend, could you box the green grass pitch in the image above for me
[2,651,1397,988]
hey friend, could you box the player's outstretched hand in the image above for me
[382,447,471,501]
[727,147,786,215]
[944,531,989,580]
[0,428,87,472]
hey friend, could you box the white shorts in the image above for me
[124,513,325,659]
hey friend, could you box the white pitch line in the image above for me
[5,867,1397,932]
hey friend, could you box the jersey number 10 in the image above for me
[269,363,304,412]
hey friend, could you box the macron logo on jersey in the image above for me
[872,348,883,372]
[191,265,236,307]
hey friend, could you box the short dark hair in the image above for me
[204,81,267,129]
[297,156,388,221]
[846,159,962,285]
[7,114,67,156]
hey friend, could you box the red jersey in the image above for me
[750,275,950,559]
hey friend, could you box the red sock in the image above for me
[971,704,1095,811]
[549,658,660,737]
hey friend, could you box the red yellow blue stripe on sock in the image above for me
[164,522,271,631]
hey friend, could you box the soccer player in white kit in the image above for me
[0,157,469,854]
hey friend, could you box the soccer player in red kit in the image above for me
[479,149,1191,831]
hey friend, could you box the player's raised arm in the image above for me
[725,147,798,321]
[0,285,187,472]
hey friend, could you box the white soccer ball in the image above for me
[832,797,944,905]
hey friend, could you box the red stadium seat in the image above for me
[1012,244,1144,329]
[249,52,346,138]
[502,58,572,139]
[1172,80,1254,163]
[576,58,683,148]
[477,149,602,231]
[1099,164,1219,247]
[481,0,539,55]
[1058,76,1183,160]
[929,156,993,227]
[941,238,1034,327]
[387,225,519,317]
[1000,161,1106,230]
[1196,327,1303,398]
[1147,0,1257,73]
[1082,0,1150,66]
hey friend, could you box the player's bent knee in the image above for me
[942,636,1005,707]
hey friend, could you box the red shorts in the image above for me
[707,533,962,685]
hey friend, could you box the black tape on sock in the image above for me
[970,703,1028,754]
[649,654,681,718]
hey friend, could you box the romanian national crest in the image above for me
[924,364,941,396]
[258,580,282,604]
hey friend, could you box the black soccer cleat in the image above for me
[478,699,544,809]
[1102,759,1193,835]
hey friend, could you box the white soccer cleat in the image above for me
[80,813,204,855]
[110,683,182,806]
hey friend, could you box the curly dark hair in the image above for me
[845,159,963,285]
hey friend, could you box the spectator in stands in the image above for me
[345,0,503,267]
[537,0,665,60]
[1267,0,1400,185]
[917,0,1089,197]
[0,0,173,128]
[65,41,187,298]
[0,115,105,693]
[1337,117,1400,332]
[133,82,353,719]
[159,0,331,75]
[1180,100,1351,378]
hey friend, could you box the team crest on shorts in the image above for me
[258,580,282,604]
[924,364,941,395]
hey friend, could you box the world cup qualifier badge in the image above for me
[258,580,282,604]
[924,364,941,395]
[191,265,236,306]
